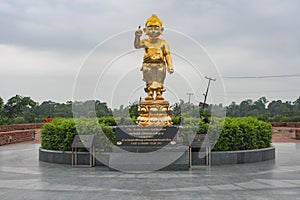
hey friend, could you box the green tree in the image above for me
[226,102,240,117]
[3,95,37,119]
[0,97,3,110]
[250,97,269,119]
[129,102,139,119]
[171,99,200,118]
[73,100,112,118]
[34,100,56,118]
[112,105,130,118]
[0,97,6,124]
[293,97,300,115]
[53,102,73,118]
[239,99,253,117]
[253,97,267,111]
[95,100,112,117]
[268,100,292,117]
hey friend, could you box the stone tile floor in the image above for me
[0,142,300,200]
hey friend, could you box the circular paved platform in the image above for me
[0,143,300,199]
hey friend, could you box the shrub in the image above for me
[181,117,272,151]
[212,117,272,151]
[98,117,117,126]
[41,118,115,151]
[197,120,209,134]
[75,118,115,152]
[41,118,76,151]
[172,116,180,125]
[41,117,272,152]
[181,117,219,144]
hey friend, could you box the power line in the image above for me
[215,89,297,95]
[222,73,300,79]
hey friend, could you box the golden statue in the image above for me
[134,14,174,100]
[134,14,173,126]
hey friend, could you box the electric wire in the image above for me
[222,73,300,79]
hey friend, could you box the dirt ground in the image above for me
[272,127,300,143]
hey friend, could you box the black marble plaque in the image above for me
[115,126,178,146]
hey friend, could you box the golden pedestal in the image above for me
[136,100,173,126]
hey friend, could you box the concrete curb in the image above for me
[39,146,275,168]
[211,146,275,165]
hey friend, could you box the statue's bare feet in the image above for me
[156,91,164,100]
[145,95,154,100]
[145,91,154,100]
[156,95,164,100]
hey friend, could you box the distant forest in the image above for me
[0,95,300,125]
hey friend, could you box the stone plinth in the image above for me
[136,99,172,126]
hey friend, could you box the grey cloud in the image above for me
[0,0,300,105]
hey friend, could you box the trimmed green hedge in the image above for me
[41,118,114,151]
[179,117,272,151]
[212,117,272,151]
[41,117,272,152]
[41,118,76,151]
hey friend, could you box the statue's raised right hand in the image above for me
[135,26,143,37]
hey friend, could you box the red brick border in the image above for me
[271,122,300,128]
[0,130,36,145]
[0,123,45,132]
[0,123,45,145]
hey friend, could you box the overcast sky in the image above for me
[0,0,300,108]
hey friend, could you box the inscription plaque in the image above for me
[115,126,178,146]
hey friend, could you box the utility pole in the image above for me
[202,76,216,109]
[186,92,193,105]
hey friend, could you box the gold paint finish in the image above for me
[134,14,174,126]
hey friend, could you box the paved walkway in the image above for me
[0,143,300,200]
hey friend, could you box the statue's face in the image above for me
[144,25,163,38]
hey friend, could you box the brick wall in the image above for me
[0,130,36,146]
[0,123,45,146]
[0,123,45,132]
[271,122,300,127]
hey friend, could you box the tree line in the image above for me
[0,95,112,125]
[226,97,300,121]
[0,95,299,125]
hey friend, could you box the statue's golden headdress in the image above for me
[145,14,162,27]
